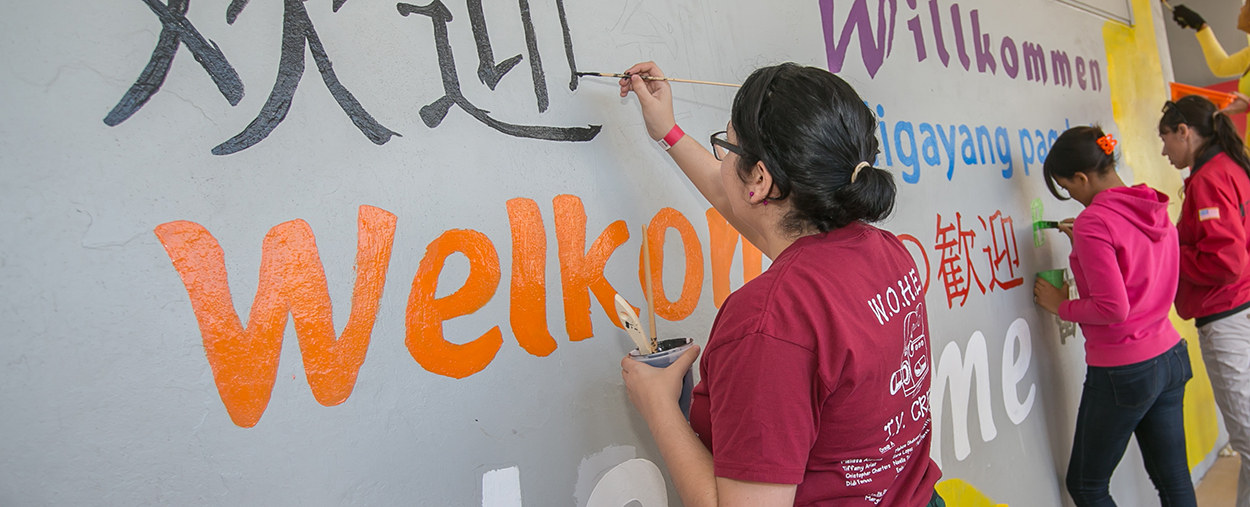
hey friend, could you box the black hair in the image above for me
[1158,94,1250,178]
[730,63,894,234]
[1042,126,1117,200]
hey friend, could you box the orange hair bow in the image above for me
[1097,134,1117,155]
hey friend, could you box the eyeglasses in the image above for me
[1162,101,1191,125]
[710,131,747,161]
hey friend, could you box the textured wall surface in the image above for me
[0,0,1220,505]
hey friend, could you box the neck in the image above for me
[1189,135,1213,168]
[1086,172,1128,204]
[745,204,821,260]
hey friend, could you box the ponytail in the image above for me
[1160,95,1250,179]
[1211,111,1250,178]
[818,165,896,231]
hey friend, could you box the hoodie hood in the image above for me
[1090,184,1172,242]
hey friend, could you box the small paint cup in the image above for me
[628,337,695,420]
[1037,268,1066,289]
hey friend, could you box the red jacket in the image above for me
[1176,149,1250,321]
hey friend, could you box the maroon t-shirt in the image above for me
[689,222,941,506]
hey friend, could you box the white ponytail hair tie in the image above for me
[850,161,870,183]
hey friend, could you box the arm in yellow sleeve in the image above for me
[1197,26,1250,78]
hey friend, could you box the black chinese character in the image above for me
[213,0,400,155]
[398,0,599,142]
[105,0,244,127]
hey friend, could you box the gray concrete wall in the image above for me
[0,0,1208,505]
[1166,0,1247,86]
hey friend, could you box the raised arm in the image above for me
[619,62,767,252]
[1196,26,1250,78]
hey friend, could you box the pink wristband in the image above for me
[658,124,685,150]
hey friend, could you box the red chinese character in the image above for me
[935,213,985,308]
[980,211,1023,291]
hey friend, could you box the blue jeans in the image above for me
[1066,339,1196,507]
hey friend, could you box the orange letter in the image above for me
[554,194,632,341]
[406,229,503,379]
[154,206,397,428]
[705,208,763,308]
[639,208,705,320]
[507,198,556,357]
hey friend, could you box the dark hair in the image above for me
[1042,126,1117,200]
[730,63,894,234]
[1158,94,1250,178]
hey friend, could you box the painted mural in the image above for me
[0,0,1225,505]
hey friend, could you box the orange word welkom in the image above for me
[155,196,761,427]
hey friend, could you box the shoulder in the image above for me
[712,265,786,351]
[1073,208,1112,233]
[706,331,818,362]
[1189,156,1248,199]
[1202,153,1248,182]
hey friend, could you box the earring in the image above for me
[749,191,754,197]
[763,200,769,205]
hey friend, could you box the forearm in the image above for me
[1197,27,1250,77]
[1059,298,1128,325]
[1181,245,1243,285]
[645,403,718,507]
[1063,225,1129,324]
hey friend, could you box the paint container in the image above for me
[1037,268,1066,289]
[628,337,695,419]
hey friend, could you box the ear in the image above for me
[1175,123,1191,140]
[745,160,775,203]
[1071,171,1090,187]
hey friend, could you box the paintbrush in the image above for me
[614,294,653,354]
[641,225,658,353]
[576,71,740,88]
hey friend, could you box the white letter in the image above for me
[930,331,997,467]
[1001,318,1036,425]
[587,459,668,507]
[483,466,522,507]
[886,287,901,313]
[868,295,890,325]
[899,277,917,306]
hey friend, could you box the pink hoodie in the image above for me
[1058,184,1182,367]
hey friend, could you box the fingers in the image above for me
[672,345,701,370]
[1057,219,1075,237]
[621,355,661,374]
[623,61,666,79]
[630,74,656,105]
[1221,92,1250,115]
[617,62,671,99]
[1033,277,1057,295]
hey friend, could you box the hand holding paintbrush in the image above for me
[577,71,739,88]
[610,62,681,142]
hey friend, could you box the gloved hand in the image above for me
[1173,5,1207,30]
